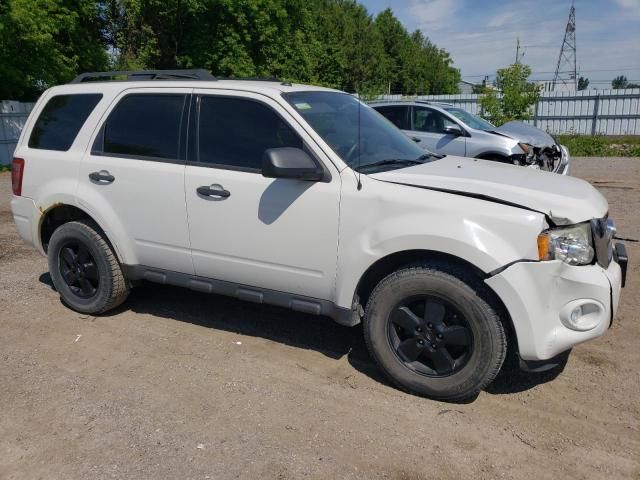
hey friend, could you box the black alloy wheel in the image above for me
[58,241,100,298]
[363,263,507,401]
[48,220,130,314]
[388,296,473,377]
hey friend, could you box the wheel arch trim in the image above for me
[37,199,131,264]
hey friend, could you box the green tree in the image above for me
[0,0,108,101]
[0,0,462,100]
[102,0,459,96]
[310,0,389,94]
[578,76,589,90]
[374,8,459,95]
[612,75,628,89]
[479,63,541,126]
[374,8,410,94]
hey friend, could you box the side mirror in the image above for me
[262,147,324,181]
[444,124,464,136]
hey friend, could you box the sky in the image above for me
[360,0,640,87]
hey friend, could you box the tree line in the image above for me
[0,0,461,101]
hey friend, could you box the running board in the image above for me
[122,265,358,326]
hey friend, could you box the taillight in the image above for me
[11,157,25,196]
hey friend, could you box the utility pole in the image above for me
[515,37,521,64]
[552,1,578,91]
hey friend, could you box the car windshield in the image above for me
[444,107,495,131]
[283,91,432,172]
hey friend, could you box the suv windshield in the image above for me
[444,107,495,131]
[284,92,431,172]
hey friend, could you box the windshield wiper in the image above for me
[418,152,446,160]
[358,151,446,173]
[358,158,425,172]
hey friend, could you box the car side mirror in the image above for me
[262,147,324,181]
[444,124,464,136]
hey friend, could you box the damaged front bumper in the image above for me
[485,255,623,363]
[509,144,570,175]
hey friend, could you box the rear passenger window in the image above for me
[375,106,410,130]
[197,96,302,171]
[29,94,102,151]
[96,94,186,160]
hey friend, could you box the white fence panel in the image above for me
[0,101,34,165]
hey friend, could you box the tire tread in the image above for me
[50,220,129,314]
[363,261,507,402]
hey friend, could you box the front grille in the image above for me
[591,215,615,268]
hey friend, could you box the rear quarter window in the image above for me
[28,94,102,151]
[374,106,410,130]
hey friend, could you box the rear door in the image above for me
[77,88,194,274]
[408,106,466,156]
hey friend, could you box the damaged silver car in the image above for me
[370,100,570,174]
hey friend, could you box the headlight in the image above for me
[537,223,594,265]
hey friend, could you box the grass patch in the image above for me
[0,164,11,172]
[557,135,640,157]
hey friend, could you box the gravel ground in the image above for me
[1,157,639,480]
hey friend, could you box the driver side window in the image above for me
[197,96,303,172]
[412,107,456,134]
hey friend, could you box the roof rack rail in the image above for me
[218,76,279,82]
[218,76,293,86]
[367,98,455,107]
[70,69,217,84]
[415,99,454,107]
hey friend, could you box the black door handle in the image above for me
[89,170,115,183]
[197,184,231,199]
[411,136,422,143]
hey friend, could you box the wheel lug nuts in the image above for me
[418,339,424,345]
[427,323,433,329]
[416,327,422,332]
[437,334,443,339]
[431,343,437,349]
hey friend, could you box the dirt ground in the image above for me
[1,157,639,480]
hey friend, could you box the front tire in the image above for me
[364,263,506,402]
[48,220,130,314]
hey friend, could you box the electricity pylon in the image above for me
[552,2,577,91]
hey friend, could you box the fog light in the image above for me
[560,300,604,331]
[570,306,582,324]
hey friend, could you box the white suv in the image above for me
[10,70,627,401]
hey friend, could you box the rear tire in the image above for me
[48,220,129,314]
[363,262,506,402]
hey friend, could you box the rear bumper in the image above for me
[486,258,622,361]
[10,195,38,249]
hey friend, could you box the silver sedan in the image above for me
[370,100,570,175]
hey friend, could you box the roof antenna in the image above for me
[357,93,362,191]
[356,16,363,192]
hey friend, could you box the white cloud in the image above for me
[614,0,640,17]
[487,11,518,28]
[405,0,462,30]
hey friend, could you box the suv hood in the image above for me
[492,121,557,147]
[369,156,607,224]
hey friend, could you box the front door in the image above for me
[409,106,467,156]
[184,90,341,300]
